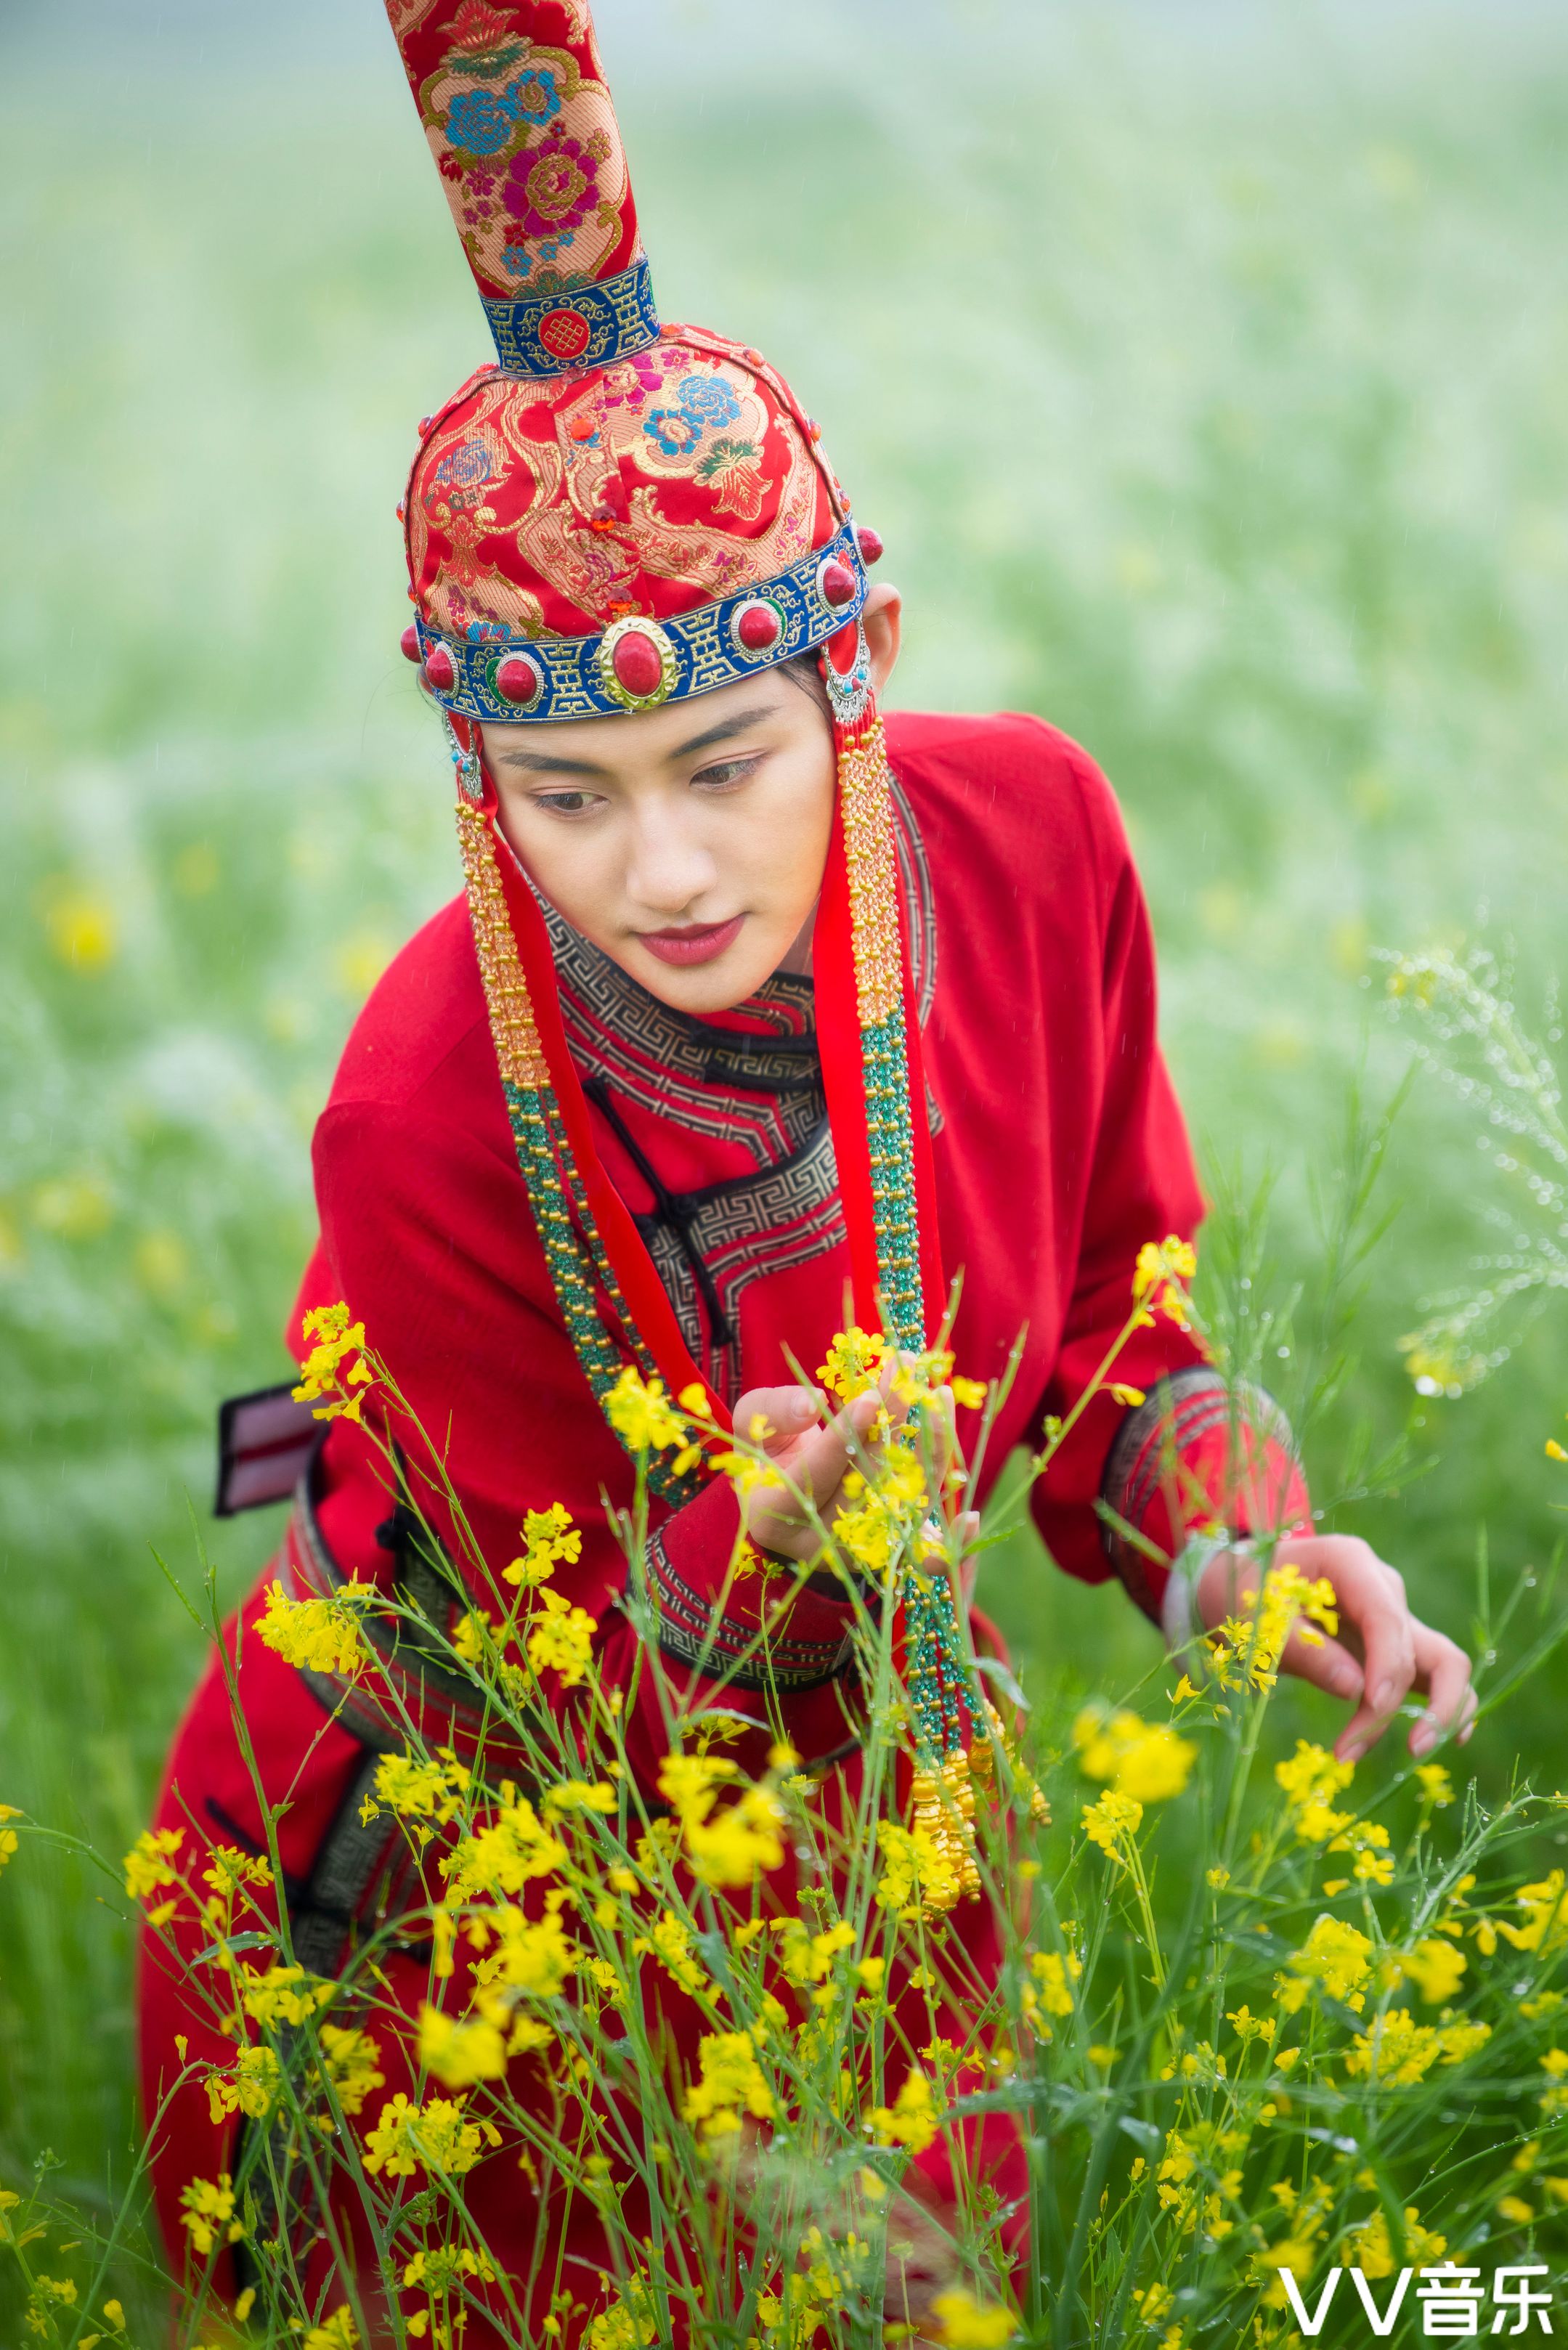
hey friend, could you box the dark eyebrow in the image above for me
[492,697,787,781]
[669,701,786,761]
[491,744,613,779]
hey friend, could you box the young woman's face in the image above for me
[484,586,901,1016]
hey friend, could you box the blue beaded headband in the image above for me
[410,520,871,725]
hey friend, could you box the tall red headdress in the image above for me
[383,0,967,1777]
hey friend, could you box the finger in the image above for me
[795,1389,886,1512]
[1277,1619,1365,1706]
[919,1382,958,1488]
[732,1383,824,1455]
[1408,1623,1475,1755]
[1335,1574,1416,1762]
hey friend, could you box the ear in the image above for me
[862,582,903,695]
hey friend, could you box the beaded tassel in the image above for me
[910,1750,981,1910]
[835,712,925,1340]
[836,707,975,1815]
[970,1700,1051,1825]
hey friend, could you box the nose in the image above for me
[625,803,720,919]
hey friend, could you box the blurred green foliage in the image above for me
[4,0,1568,2284]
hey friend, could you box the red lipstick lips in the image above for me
[637,914,744,967]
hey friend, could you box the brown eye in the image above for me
[693,756,760,790]
[536,791,596,815]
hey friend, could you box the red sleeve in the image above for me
[1028,762,1209,1590]
[1024,765,1312,1621]
[309,1097,858,1781]
[1099,1370,1312,1623]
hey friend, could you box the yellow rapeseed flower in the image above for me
[200,1844,273,1901]
[1494,1872,1568,1957]
[604,1365,694,1458]
[1210,1568,1338,1696]
[657,1750,784,1887]
[255,1579,375,1678]
[682,2030,774,2140]
[374,1749,469,1822]
[304,2309,359,2350]
[868,2068,941,2155]
[240,1964,334,2028]
[205,2043,281,2124]
[31,1174,113,1240]
[482,1906,577,1999]
[1277,1916,1373,2014]
[320,2025,384,2115]
[1028,1949,1081,2020]
[504,1501,582,1587]
[291,1301,375,1424]
[930,2288,1017,2348]
[876,1818,960,1919]
[1274,1741,1356,1843]
[1397,1938,1467,2004]
[44,886,117,971]
[362,2092,492,2179]
[1358,2206,1445,2274]
[442,1789,564,1900]
[817,1325,888,1402]
[632,1909,710,1997]
[178,2173,242,2256]
[526,1586,598,1686]
[123,1826,184,1905]
[585,2276,659,2350]
[1437,2018,1492,2065]
[1344,2007,1441,2085]
[418,2004,508,2090]
[540,1777,617,1820]
[1082,1789,1144,1866]
[687,1786,786,1888]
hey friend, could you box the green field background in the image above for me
[4,0,1568,2256]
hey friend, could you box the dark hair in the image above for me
[779,651,832,719]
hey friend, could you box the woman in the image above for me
[137,2,1474,2337]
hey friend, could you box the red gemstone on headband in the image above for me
[855,526,884,565]
[418,416,432,434]
[399,623,422,663]
[734,599,783,654]
[819,560,857,609]
[423,645,456,693]
[612,628,665,699]
[495,654,543,707]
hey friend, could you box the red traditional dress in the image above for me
[137,4,1308,2335]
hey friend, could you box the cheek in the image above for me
[495,801,614,938]
[751,752,834,900]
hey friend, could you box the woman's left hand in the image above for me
[1195,1534,1477,1765]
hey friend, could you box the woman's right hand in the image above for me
[729,1372,965,1566]
[728,1379,893,1561]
